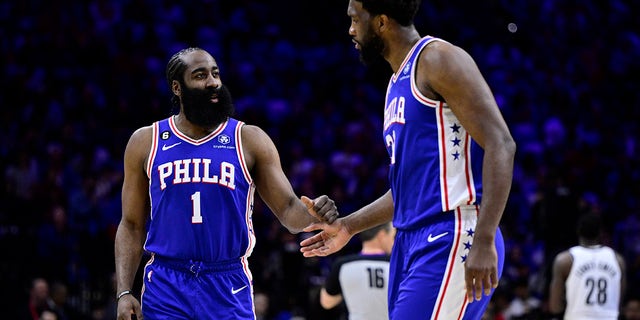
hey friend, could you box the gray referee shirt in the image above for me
[324,253,390,320]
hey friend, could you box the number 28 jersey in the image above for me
[144,116,255,265]
[564,245,622,320]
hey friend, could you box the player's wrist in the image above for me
[117,289,132,301]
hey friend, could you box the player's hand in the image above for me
[299,217,352,257]
[301,195,339,224]
[464,240,499,302]
[117,294,143,320]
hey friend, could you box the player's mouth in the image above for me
[352,39,360,50]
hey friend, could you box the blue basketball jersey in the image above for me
[144,116,255,272]
[383,36,484,229]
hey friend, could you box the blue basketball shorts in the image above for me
[141,254,255,319]
[388,206,505,319]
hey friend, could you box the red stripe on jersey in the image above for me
[438,102,450,210]
[147,122,159,178]
[464,133,474,205]
[235,122,252,184]
[411,81,439,107]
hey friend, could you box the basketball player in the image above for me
[300,0,516,319]
[319,222,395,319]
[114,47,339,320]
[549,213,627,320]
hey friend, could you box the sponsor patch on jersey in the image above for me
[218,134,231,144]
[403,62,411,75]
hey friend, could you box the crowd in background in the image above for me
[1,0,639,319]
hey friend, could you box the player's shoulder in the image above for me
[553,249,573,265]
[126,124,153,147]
[240,123,266,138]
[240,124,275,151]
[132,124,154,137]
[238,123,277,169]
[127,124,153,150]
[420,36,472,68]
[422,36,462,54]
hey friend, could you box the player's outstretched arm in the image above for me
[300,190,394,257]
[242,124,338,233]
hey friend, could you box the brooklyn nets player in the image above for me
[549,213,627,319]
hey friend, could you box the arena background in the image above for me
[1,0,638,319]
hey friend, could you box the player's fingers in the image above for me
[302,222,324,233]
[313,196,331,215]
[474,274,483,301]
[301,195,314,209]
[490,269,499,289]
[300,236,325,250]
[311,196,339,223]
[465,270,475,302]
[303,249,323,257]
[312,195,328,211]
[300,241,324,251]
[300,230,324,245]
[482,273,492,296]
[325,206,338,224]
[301,195,323,221]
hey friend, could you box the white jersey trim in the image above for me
[410,37,449,109]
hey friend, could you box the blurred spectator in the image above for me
[36,205,78,283]
[623,296,640,320]
[50,281,83,320]
[15,277,55,320]
[502,278,542,320]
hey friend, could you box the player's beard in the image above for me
[358,28,386,67]
[180,84,235,128]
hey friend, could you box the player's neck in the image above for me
[361,244,386,255]
[386,27,421,73]
[580,240,602,248]
[173,114,221,139]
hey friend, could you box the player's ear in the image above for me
[171,80,181,96]
[375,14,389,33]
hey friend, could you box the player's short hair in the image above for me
[355,0,421,26]
[359,222,392,242]
[576,213,602,240]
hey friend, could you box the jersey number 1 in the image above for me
[191,191,203,224]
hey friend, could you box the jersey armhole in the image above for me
[411,37,449,108]
[145,121,160,179]
[235,121,253,184]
